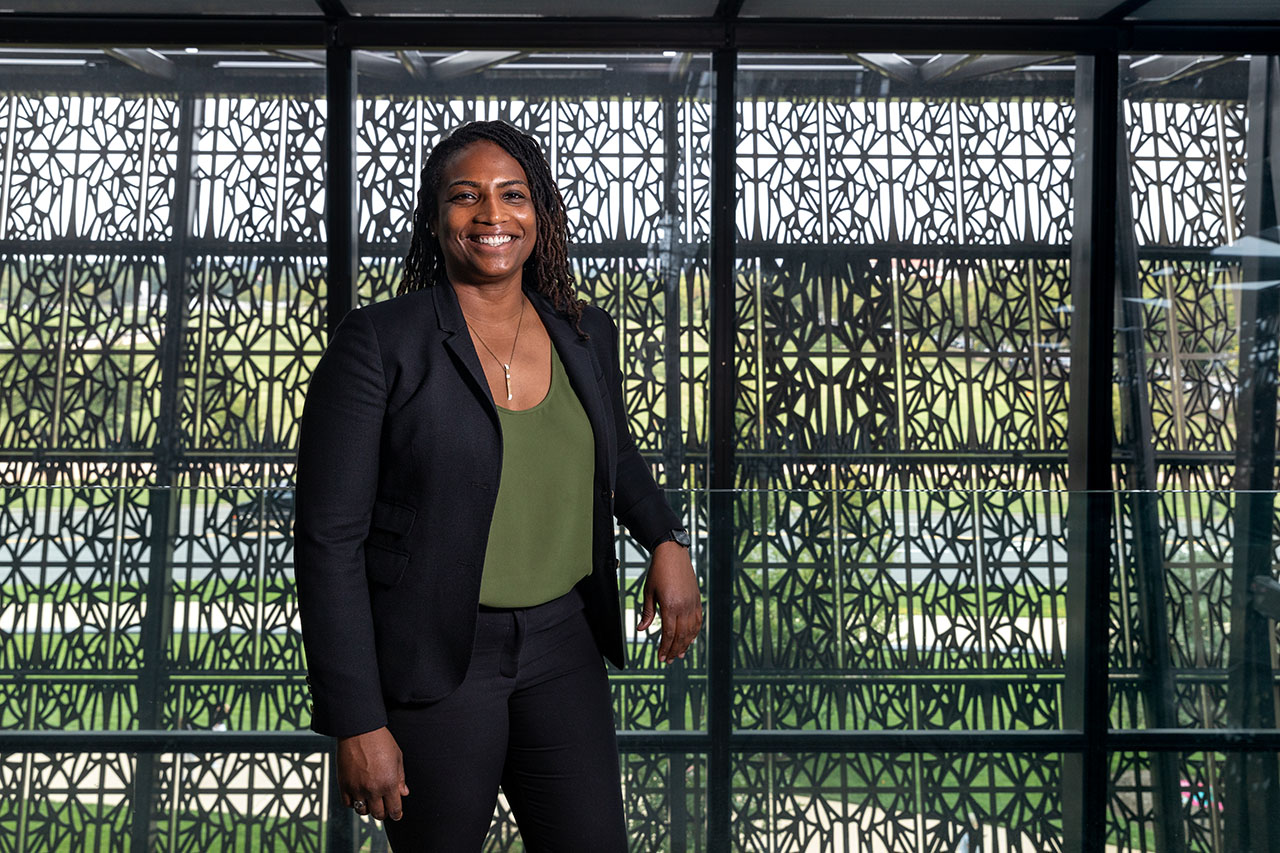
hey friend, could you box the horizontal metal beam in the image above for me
[0,448,1258,466]
[2,15,1280,53]
[0,16,328,48]
[336,17,726,49]
[6,728,1278,754]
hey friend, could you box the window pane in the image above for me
[734,53,1076,732]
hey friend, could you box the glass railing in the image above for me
[3,484,1278,852]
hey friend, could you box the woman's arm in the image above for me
[294,306,388,737]
[603,313,703,663]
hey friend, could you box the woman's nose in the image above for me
[475,194,508,223]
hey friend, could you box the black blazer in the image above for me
[293,283,680,738]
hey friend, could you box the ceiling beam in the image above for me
[851,53,919,83]
[396,49,430,81]
[354,49,406,78]
[1129,53,1224,83]
[922,53,1069,84]
[313,0,350,17]
[273,48,326,63]
[1124,53,1240,95]
[103,47,175,79]
[431,50,524,79]
[3,16,1280,55]
[714,0,746,19]
[1100,0,1157,23]
[918,54,969,83]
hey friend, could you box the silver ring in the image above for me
[352,800,367,812]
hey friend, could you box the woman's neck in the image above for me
[451,279,526,327]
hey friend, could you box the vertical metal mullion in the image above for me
[1063,49,1119,853]
[323,27,359,853]
[1224,53,1280,853]
[326,26,357,335]
[132,88,197,853]
[706,42,737,853]
[1113,63,1184,852]
[659,86,690,853]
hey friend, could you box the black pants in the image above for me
[382,589,627,853]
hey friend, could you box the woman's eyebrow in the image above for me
[446,179,528,189]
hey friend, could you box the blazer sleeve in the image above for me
[604,312,683,551]
[294,307,389,738]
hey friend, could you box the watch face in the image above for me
[673,529,692,547]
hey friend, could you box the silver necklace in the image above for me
[467,298,526,402]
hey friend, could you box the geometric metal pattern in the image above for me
[733,752,1062,853]
[1105,65,1261,853]
[0,46,1273,853]
[0,750,329,852]
[3,95,179,241]
[733,79,1077,848]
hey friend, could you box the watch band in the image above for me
[654,528,691,549]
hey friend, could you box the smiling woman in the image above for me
[293,120,703,851]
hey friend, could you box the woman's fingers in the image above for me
[643,541,704,663]
[656,597,703,663]
[371,790,403,822]
[655,599,701,663]
[344,784,405,822]
[656,609,678,663]
[337,727,409,822]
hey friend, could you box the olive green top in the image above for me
[478,345,595,607]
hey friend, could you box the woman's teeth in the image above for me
[476,235,514,246]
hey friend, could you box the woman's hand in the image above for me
[637,542,703,664]
[337,726,409,821]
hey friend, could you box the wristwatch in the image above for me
[653,528,691,550]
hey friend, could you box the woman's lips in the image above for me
[472,234,516,246]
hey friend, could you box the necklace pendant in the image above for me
[502,364,512,402]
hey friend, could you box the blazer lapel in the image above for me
[431,282,500,421]
[528,290,612,481]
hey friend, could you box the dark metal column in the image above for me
[706,43,737,853]
[324,24,359,853]
[658,86,691,853]
[1112,65,1185,853]
[131,89,198,853]
[1064,50,1119,853]
[326,24,358,335]
[1224,53,1280,853]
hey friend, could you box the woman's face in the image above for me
[432,140,538,290]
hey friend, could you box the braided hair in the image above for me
[397,120,585,331]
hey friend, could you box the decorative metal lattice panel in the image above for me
[0,48,1275,853]
[732,751,1063,852]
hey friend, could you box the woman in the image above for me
[293,120,702,851]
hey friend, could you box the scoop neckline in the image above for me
[495,349,555,415]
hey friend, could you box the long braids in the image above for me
[398,121,585,332]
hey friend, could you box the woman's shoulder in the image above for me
[356,288,435,329]
[328,289,437,364]
[576,303,616,337]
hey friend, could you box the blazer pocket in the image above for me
[371,499,416,537]
[365,543,410,587]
